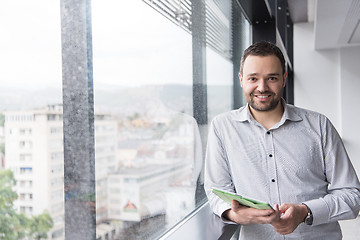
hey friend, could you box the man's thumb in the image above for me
[231,200,240,210]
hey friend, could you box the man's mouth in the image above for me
[256,95,272,99]
[252,92,273,100]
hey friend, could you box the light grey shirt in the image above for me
[204,101,360,240]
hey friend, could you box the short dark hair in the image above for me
[240,41,286,75]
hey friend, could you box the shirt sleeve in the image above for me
[303,116,360,226]
[204,117,234,220]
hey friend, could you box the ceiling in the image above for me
[287,0,360,50]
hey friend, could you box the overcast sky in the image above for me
[0,0,232,90]
[0,1,62,90]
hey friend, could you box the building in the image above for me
[2,0,360,239]
[107,163,196,239]
[4,105,117,239]
[4,104,65,239]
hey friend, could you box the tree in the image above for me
[0,113,5,155]
[0,113,4,127]
[0,170,53,240]
[0,170,28,240]
[28,211,54,240]
[0,143,4,155]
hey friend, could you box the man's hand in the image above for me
[271,203,308,235]
[222,200,281,225]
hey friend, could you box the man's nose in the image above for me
[257,79,268,92]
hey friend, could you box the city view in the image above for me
[3,1,360,239]
[0,1,233,239]
[0,83,209,239]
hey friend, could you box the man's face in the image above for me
[239,55,287,112]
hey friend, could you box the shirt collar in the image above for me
[281,99,302,122]
[234,99,302,123]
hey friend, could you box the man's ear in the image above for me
[239,72,243,88]
[283,72,288,87]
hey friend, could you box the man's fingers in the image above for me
[251,208,281,225]
[279,203,291,213]
[231,200,274,216]
[231,199,240,210]
[228,200,284,225]
[272,220,294,235]
[280,206,295,220]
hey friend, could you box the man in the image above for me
[204,41,360,239]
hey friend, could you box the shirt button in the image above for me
[271,179,275,182]
[269,154,273,157]
[267,131,270,134]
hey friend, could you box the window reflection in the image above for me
[206,47,233,121]
[1,0,62,239]
[0,0,243,239]
[92,1,202,239]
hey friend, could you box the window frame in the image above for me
[59,0,293,239]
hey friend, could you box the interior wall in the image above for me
[293,22,341,129]
[294,22,360,175]
[339,46,360,174]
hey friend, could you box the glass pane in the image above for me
[238,13,251,106]
[206,47,233,121]
[0,1,63,239]
[92,1,201,239]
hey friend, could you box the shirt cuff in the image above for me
[303,198,329,226]
[217,202,234,224]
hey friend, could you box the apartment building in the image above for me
[4,104,65,239]
[4,105,117,239]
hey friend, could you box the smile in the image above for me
[256,95,272,99]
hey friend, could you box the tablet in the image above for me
[212,187,273,210]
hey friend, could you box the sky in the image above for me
[0,0,62,90]
[0,0,232,90]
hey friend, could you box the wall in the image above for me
[294,22,360,175]
[339,47,360,174]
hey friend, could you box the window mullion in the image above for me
[60,0,96,239]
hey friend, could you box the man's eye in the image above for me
[249,77,256,81]
[269,77,277,81]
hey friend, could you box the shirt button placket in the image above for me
[269,153,275,182]
[265,130,279,204]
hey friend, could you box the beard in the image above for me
[247,90,283,112]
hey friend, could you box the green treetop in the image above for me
[0,170,54,240]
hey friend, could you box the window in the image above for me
[19,193,25,200]
[50,127,63,135]
[19,181,26,187]
[47,115,57,121]
[92,1,196,238]
[19,180,33,188]
[1,0,250,239]
[51,165,63,175]
[89,0,248,239]
[19,140,32,149]
[20,206,33,214]
[20,167,33,174]
[1,0,63,239]
[19,193,33,201]
[19,128,32,136]
[20,153,32,162]
[51,152,63,161]
[206,47,233,121]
